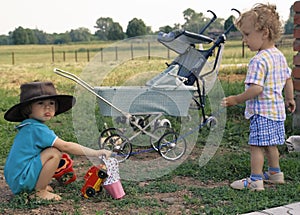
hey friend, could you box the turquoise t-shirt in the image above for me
[4,118,57,194]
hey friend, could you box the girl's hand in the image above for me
[99,149,112,159]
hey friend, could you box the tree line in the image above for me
[0,6,294,45]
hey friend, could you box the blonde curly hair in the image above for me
[235,3,282,42]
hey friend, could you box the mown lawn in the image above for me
[0,41,299,214]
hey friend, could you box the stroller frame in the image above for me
[54,68,188,162]
[54,9,240,163]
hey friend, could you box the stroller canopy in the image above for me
[158,29,213,54]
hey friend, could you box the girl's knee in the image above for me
[40,147,62,164]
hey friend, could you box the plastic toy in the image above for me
[53,153,77,185]
[81,164,108,198]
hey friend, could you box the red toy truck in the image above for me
[53,153,77,185]
[81,164,108,198]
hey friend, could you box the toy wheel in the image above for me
[158,131,186,161]
[150,126,173,151]
[98,127,123,149]
[57,172,74,184]
[98,169,108,179]
[102,133,132,163]
[86,187,96,197]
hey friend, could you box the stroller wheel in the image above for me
[158,131,186,161]
[102,133,132,163]
[150,126,173,151]
[206,116,218,130]
[98,127,123,149]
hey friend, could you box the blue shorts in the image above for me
[249,115,285,146]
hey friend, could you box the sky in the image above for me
[0,0,295,35]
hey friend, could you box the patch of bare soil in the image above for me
[0,151,229,215]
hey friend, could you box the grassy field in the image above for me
[0,39,299,214]
[0,39,294,66]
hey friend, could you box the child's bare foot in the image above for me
[46,185,54,192]
[35,189,61,201]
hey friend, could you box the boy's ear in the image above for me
[262,28,270,39]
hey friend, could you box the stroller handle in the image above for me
[53,68,132,119]
[204,8,240,58]
[223,8,241,36]
[198,10,217,34]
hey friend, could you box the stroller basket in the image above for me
[95,85,195,117]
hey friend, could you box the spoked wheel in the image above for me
[149,126,173,151]
[102,133,132,163]
[98,127,123,149]
[157,131,186,161]
[206,116,218,130]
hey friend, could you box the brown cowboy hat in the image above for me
[4,81,76,122]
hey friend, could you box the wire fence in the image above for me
[0,36,294,65]
[0,41,177,65]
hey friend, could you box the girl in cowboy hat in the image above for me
[4,81,112,201]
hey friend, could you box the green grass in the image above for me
[0,41,299,214]
[0,38,294,67]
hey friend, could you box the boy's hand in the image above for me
[221,96,239,107]
[285,99,296,113]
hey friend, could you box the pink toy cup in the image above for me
[104,180,125,199]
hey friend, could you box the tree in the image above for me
[11,26,29,45]
[146,26,153,34]
[159,25,173,33]
[224,15,238,32]
[32,29,49,44]
[26,28,38,44]
[0,35,10,45]
[181,8,224,34]
[94,17,114,40]
[284,5,294,34]
[126,18,147,37]
[182,8,205,33]
[52,33,71,44]
[107,22,125,40]
[69,27,91,42]
[94,17,125,40]
[11,27,47,44]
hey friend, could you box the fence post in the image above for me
[293,1,300,129]
[63,51,66,62]
[242,42,245,58]
[75,50,78,62]
[11,52,15,65]
[100,48,103,62]
[148,42,150,60]
[115,46,118,61]
[131,43,134,60]
[87,49,90,62]
[52,47,54,63]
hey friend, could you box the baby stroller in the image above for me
[54,9,239,163]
